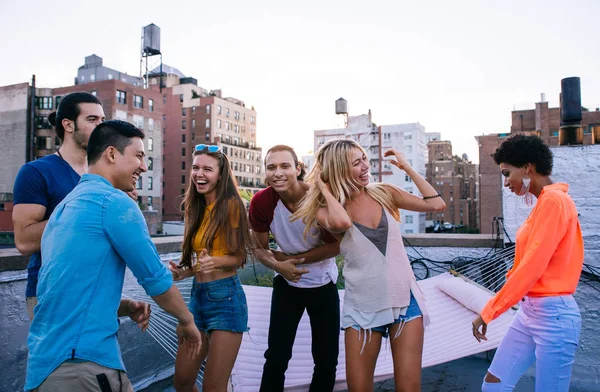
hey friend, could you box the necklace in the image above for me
[56,149,64,160]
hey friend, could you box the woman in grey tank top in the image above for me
[293,139,445,392]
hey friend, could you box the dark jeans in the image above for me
[260,275,340,392]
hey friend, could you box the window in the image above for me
[234,111,240,120]
[162,95,166,105]
[191,133,195,141]
[108,73,113,80]
[149,99,154,112]
[181,161,186,170]
[205,104,211,114]
[192,106,196,114]
[250,116,255,124]
[225,122,230,130]
[217,105,222,114]
[91,90,97,96]
[234,137,239,145]
[405,145,413,154]
[55,96,62,108]
[148,137,154,151]
[182,148,186,156]
[205,119,210,128]
[116,90,126,105]
[179,94,184,102]
[205,132,210,141]
[148,176,153,190]
[405,215,414,224]
[37,97,53,110]
[148,118,154,131]
[405,175,412,183]
[136,177,143,190]
[182,108,187,116]
[234,125,239,133]
[181,175,186,184]
[147,196,153,209]
[191,119,195,128]
[148,157,154,171]
[182,134,186,143]
[134,95,143,109]
[182,120,186,129]
[133,115,144,129]
[217,119,221,128]
[35,116,50,129]
[405,229,414,234]
[404,133,412,140]
[226,108,230,117]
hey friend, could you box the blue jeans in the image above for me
[188,275,249,333]
[482,295,581,392]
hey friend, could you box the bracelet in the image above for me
[423,194,442,200]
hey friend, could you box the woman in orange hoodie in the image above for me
[472,134,583,392]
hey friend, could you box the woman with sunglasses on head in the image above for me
[292,139,445,392]
[168,144,254,392]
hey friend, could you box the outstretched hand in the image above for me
[472,315,488,343]
[177,321,203,359]
[384,149,410,171]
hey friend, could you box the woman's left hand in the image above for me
[197,249,215,274]
[384,149,410,170]
[472,315,488,342]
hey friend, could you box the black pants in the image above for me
[260,275,340,392]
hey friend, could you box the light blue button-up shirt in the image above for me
[25,174,173,390]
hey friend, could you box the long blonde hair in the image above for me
[291,138,400,238]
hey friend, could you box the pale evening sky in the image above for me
[1,0,599,163]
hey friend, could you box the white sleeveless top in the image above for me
[340,208,430,329]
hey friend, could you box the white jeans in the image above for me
[482,295,581,392]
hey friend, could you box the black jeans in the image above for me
[260,275,340,392]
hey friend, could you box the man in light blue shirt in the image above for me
[25,120,201,392]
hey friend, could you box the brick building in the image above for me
[476,97,600,234]
[0,55,165,234]
[149,67,263,221]
[426,140,479,231]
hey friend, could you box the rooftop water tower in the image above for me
[140,23,163,90]
[335,97,348,128]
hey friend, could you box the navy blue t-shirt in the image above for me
[13,154,80,297]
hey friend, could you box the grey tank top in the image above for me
[353,208,388,256]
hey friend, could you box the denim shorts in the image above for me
[349,292,423,338]
[188,275,249,333]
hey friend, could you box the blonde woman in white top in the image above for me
[292,139,445,392]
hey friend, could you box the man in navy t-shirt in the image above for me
[13,92,105,320]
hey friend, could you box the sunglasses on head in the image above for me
[195,144,221,153]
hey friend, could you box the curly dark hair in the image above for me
[492,133,553,175]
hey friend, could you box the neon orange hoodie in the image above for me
[480,183,584,324]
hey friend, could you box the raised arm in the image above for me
[383,149,446,212]
[314,174,352,234]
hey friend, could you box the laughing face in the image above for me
[191,154,221,199]
[265,150,300,193]
[350,147,370,187]
[113,137,148,192]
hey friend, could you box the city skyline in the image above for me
[1,0,599,163]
